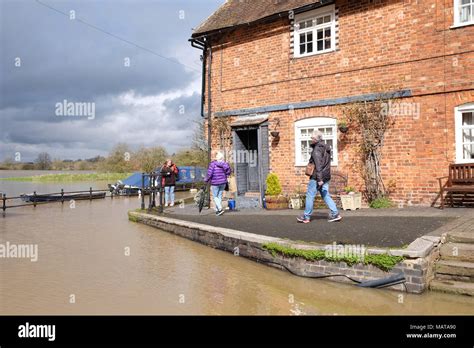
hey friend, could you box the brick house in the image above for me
[190,0,474,207]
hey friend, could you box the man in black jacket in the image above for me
[297,131,342,223]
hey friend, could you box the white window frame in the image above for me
[293,5,336,58]
[294,117,338,166]
[453,0,474,27]
[455,103,474,163]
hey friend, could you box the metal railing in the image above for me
[141,172,164,213]
[1,187,112,215]
[1,171,193,215]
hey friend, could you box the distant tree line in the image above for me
[0,145,207,172]
[1,119,209,172]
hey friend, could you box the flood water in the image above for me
[1,171,473,315]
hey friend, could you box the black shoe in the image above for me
[217,210,225,216]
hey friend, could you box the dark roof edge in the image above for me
[191,0,334,39]
[206,89,413,118]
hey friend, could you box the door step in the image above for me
[430,279,474,296]
[235,195,260,210]
[440,242,474,262]
[447,230,474,244]
[435,260,474,277]
[244,191,260,198]
[435,273,474,282]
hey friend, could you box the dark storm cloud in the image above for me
[0,0,223,161]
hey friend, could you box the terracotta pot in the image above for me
[265,195,289,210]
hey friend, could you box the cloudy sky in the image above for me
[0,0,223,162]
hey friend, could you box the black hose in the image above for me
[261,259,407,291]
[262,260,362,284]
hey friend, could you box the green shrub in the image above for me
[369,197,393,209]
[344,186,356,193]
[265,173,282,196]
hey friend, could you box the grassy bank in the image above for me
[262,242,404,272]
[0,172,133,182]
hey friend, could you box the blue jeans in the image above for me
[164,186,175,205]
[211,184,226,212]
[304,180,338,219]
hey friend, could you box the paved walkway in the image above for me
[162,205,473,248]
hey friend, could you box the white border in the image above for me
[294,117,338,166]
[293,5,336,58]
[455,102,474,163]
[453,0,474,27]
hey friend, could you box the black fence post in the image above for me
[152,172,156,208]
[141,173,145,210]
[2,193,6,214]
[61,189,64,204]
[147,173,152,212]
[89,187,92,201]
[158,172,164,214]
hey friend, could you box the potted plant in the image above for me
[289,189,304,210]
[264,173,288,210]
[340,186,362,210]
[290,185,306,209]
[338,120,349,133]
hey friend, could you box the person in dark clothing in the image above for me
[161,159,179,206]
[297,130,342,223]
[205,151,231,216]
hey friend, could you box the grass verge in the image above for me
[262,242,404,272]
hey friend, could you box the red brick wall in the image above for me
[203,0,474,205]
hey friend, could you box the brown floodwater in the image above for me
[0,174,473,315]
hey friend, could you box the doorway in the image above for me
[233,128,259,194]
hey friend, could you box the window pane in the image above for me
[461,0,470,5]
[307,42,313,53]
[461,4,472,22]
[300,44,306,54]
[300,33,306,44]
[325,38,331,49]
[307,32,313,42]
[316,17,323,25]
[317,40,324,51]
[463,144,474,159]
[462,112,473,125]
[463,128,474,143]
[317,29,323,40]
[323,15,331,23]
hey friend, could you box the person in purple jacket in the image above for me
[205,151,231,216]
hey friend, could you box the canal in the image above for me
[1,171,473,315]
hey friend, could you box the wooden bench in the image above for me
[298,171,348,209]
[438,163,474,209]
